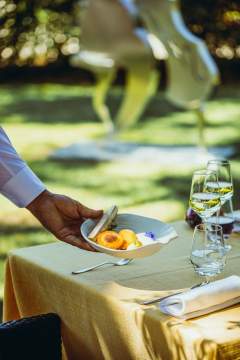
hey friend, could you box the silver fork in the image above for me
[141,281,209,305]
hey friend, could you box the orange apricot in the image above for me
[96,231,123,250]
[119,229,137,246]
[120,240,128,250]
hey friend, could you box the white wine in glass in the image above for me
[205,181,233,204]
[207,159,233,205]
[189,170,221,225]
[207,159,234,251]
[190,192,221,219]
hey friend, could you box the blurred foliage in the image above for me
[182,0,240,61]
[0,0,239,68]
[0,0,81,67]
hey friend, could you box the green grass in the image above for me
[0,83,240,318]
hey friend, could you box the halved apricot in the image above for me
[119,229,137,246]
[96,231,123,250]
[120,240,128,250]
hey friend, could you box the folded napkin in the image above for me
[159,275,240,319]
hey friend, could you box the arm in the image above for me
[0,127,102,250]
[0,127,45,207]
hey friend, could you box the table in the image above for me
[3,221,240,360]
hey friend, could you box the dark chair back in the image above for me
[0,313,61,360]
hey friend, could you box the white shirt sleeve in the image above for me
[0,127,46,207]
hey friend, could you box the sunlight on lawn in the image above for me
[0,83,239,315]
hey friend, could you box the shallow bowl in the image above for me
[81,213,177,259]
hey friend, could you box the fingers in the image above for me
[56,226,96,251]
[68,223,82,235]
[77,203,103,219]
[63,234,96,251]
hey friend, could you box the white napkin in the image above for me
[159,276,240,319]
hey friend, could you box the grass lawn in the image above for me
[0,82,240,318]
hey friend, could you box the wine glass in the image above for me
[190,224,226,279]
[189,169,221,227]
[207,159,234,251]
[207,159,233,206]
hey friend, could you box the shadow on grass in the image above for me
[0,225,53,261]
[0,85,179,125]
[0,84,239,128]
[158,176,191,200]
[0,228,49,261]
[0,96,98,124]
[0,224,48,235]
[214,86,240,100]
[27,159,172,206]
[0,299,2,322]
[28,159,99,184]
[0,87,124,124]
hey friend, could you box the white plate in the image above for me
[81,213,178,259]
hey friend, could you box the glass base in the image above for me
[194,265,224,277]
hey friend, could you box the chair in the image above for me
[70,0,159,132]
[0,313,61,360]
[136,0,220,148]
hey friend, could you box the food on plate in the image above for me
[96,230,123,249]
[119,229,137,248]
[95,228,143,250]
[135,239,143,247]
[88,206,156,251]
[119,229,142,249]
[127,240,142,250]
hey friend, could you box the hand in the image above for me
[27,190,103,251]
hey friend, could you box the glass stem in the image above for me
[216,207,220,225]
[201,216,206,227]
[229,198,234,218]
[201,216,208,245]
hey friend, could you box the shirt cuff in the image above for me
[1,166,46,208]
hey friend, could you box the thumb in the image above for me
[77,203,103,219]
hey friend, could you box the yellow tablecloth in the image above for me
[3,221,240,360]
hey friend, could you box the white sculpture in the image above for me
[71,0,158,133]
[136,0,220,147]
[64,0,222,164]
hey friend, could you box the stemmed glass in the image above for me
[189,169,221,227]
[190,223,226,280]
[207,159,233,206]
[207,159,234,251]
